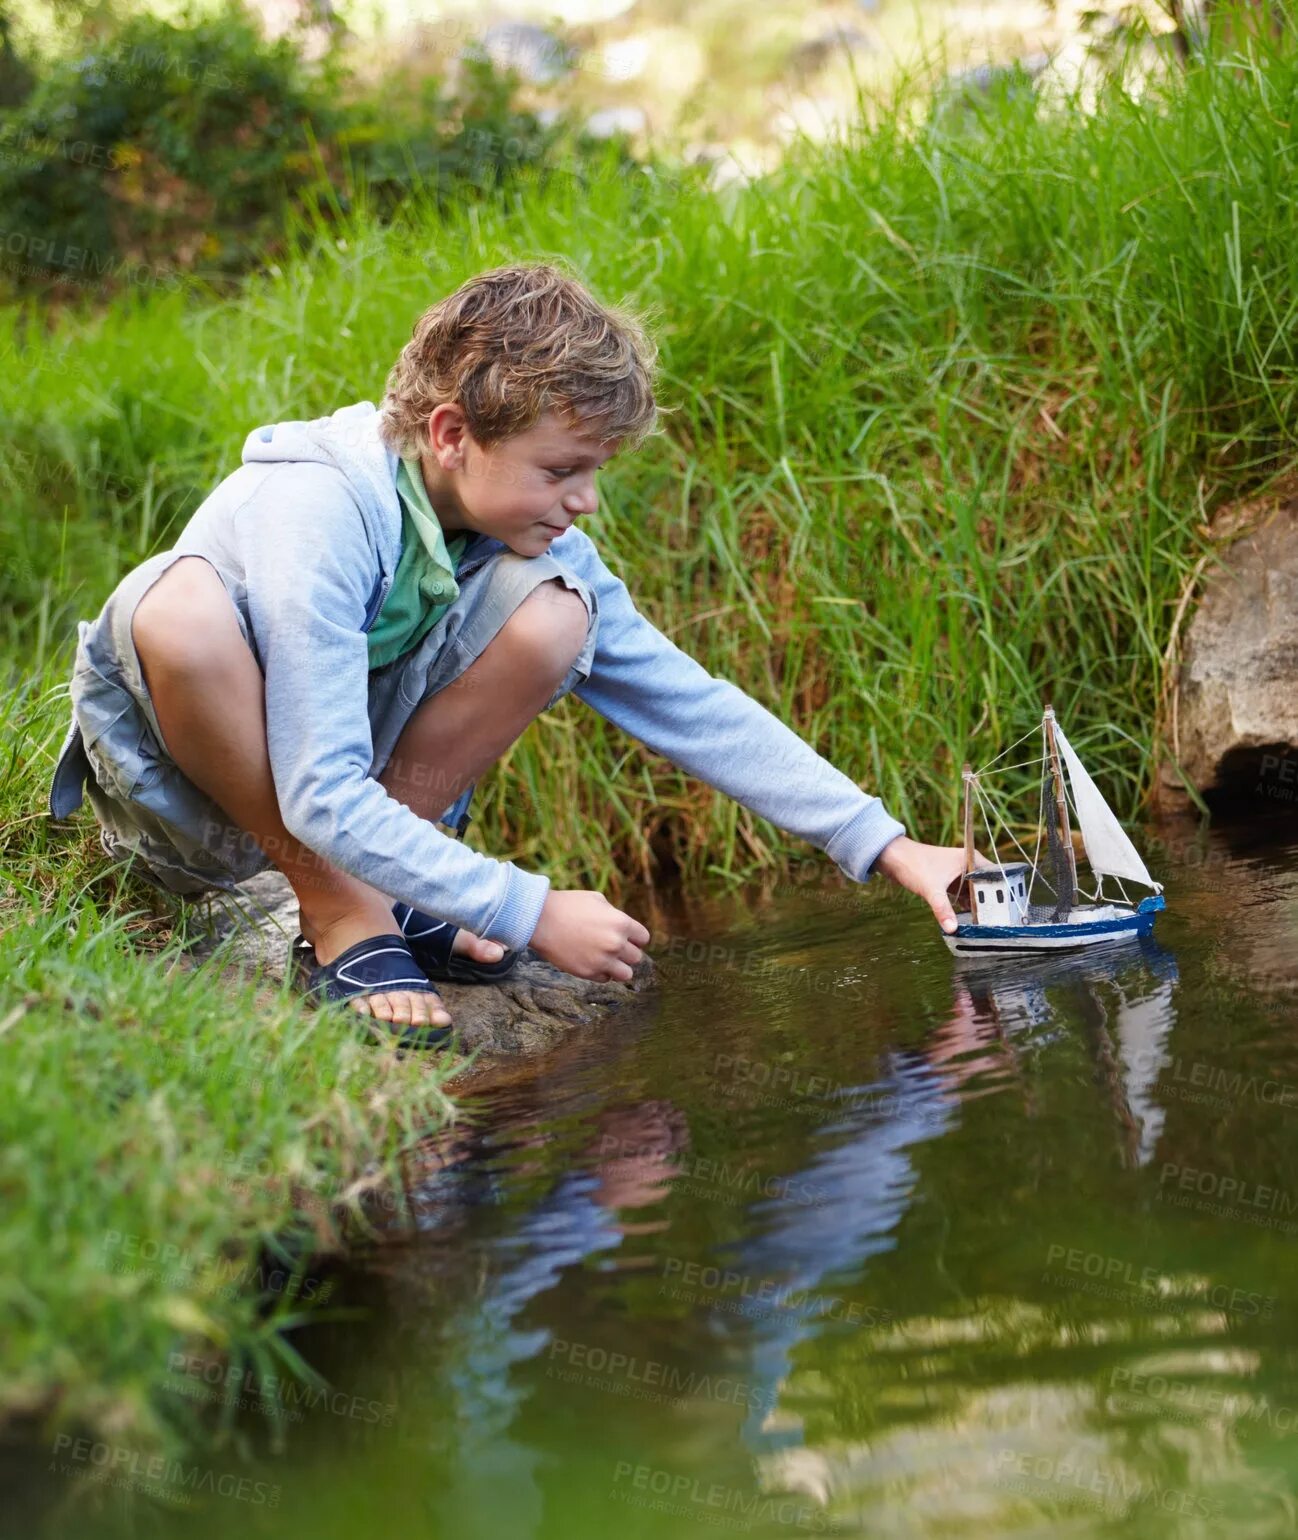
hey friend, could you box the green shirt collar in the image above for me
[395,456,465,573]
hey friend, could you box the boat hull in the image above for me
[944,896,1165,957]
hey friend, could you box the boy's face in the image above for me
[420,406,618,556]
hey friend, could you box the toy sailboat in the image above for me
[946,705,1165,957]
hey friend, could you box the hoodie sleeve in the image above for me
[236,465,551,951]
[556,527,907,881]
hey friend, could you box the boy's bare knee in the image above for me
[501,579,590,671]
[131,557,246,673]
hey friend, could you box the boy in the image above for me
[48,262,965,1045]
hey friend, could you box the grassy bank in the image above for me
[0,720,459,1446]
[4,12,1298,1448]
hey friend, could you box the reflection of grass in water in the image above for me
[754,917,1298,1530]
[762,1310,1276,1532]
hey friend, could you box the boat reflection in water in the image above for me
[731,940,1181,1508]
[946,939,1180,1169]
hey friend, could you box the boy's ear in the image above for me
[427,403,467,469]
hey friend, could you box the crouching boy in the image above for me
[48,261,964,1046]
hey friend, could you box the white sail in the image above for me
[1053,724,1159,889]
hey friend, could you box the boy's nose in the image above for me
[563,475,598,517]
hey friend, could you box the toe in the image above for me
[451,928,506,964]
[357,992,394,1020]
[347,989,450,1029]
[422,989,452,1027]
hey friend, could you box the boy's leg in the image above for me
[375,576,590,822]
[130,557,588,1028]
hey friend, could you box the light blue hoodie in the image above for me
[164,400,906,952]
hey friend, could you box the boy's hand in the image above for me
[873,836,970,934]
[529,890,650,982]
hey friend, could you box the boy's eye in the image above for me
[546,467,575,480]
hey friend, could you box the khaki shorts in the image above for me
[47,544,599,900]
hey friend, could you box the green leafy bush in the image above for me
[0,1,603,302]
[331,54,576,222]
[0,3,334,292]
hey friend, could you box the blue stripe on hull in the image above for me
[957,913,1153,942]
[948,905,1164,942]
[947,896,1164,955]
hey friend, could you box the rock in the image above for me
[770,96,855,144]
[1159,490,1298,812]
[175,869,656,1060]
[238,0,343,61]
[608,26,704,99]
[685,140,777,192]
[597,36,650,81]
[507,0,635,22]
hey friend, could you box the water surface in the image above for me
[33,815,1298,1537]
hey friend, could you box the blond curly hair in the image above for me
[377,260,660,459]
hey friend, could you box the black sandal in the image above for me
[288,931,452,1049]
[391,901,521,984]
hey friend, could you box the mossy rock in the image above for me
[176,868,657,1059]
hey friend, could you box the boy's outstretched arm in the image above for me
[557,529,964,933]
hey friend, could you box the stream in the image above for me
[28,813,1298,1537]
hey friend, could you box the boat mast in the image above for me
[962,762,978,923]
[1043,703,1077,915]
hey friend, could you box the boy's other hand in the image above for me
[529,890,650,983]
[873,836,969,934]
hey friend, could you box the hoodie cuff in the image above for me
[483,865,553,952]
[825,800,908,883]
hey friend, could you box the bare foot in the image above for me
[302,910,451,1029]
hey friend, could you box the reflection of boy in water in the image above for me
[589,1098,691,1215]
[923,979,1024,1091]
[412,1096,693,1540]
[395,1094,690,1250]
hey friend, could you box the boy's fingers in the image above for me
[929,889,959,934]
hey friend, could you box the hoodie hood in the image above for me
[242,399,401,563]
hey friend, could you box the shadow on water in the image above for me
[22,813,1298,1537]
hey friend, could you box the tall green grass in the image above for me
[8,30,1298,894]
[4,14,1298,1446]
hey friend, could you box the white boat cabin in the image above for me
[967,862,1031,926]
